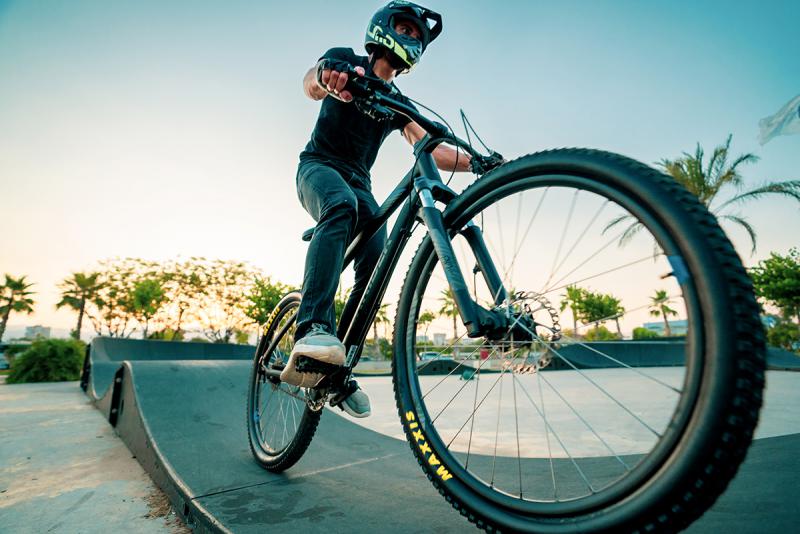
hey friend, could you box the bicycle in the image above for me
[247,70,765,533]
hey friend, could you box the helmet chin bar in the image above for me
[383,48,412,74]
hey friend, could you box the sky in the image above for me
[1,0,798,336]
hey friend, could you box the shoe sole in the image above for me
[280,344,346,387]
[290,342,346,365]
[341,402,371,419]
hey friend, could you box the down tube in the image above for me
[341,198,419,354]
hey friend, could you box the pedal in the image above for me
[295,356,343,375]
[329,380,359,409]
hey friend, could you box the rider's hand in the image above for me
[317,61,365,103]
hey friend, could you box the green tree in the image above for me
[245,276,291,326]
[373,303,390,341]
[749,248,800,323]
[649,289,678,336]
[334,285,351,328]
[130,278,166,338]
[576,289,625,336]
[87,258,156,337]
[559,285,585,333]
[158,258,210,338]
[606,135,800,252]
[438,288,459,340]
[191,259,261,343]
[0,275,36,342]
[56,272,103,340]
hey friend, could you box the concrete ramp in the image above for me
[766,347,800,371]
[82,337,799,533]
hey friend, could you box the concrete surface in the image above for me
[0,381,187,534]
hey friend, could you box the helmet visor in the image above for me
[387,1,442,45]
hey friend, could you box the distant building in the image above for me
[642,320,687,336]
[433,333,447,346]
[24,325,51,339]
[416,335,430,344]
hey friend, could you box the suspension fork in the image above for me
[414,172,508,338]
[459,222,509,306]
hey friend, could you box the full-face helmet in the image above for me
[365,1,443,73]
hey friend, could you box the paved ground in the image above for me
[350,369,800,450]
[0,381,188,534]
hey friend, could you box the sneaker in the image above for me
[341,382,371,418]
[280,323,346,388]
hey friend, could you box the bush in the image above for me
[1,344,30,366]
[633,327,660,340]
[148,328,184,341]
[767,321,800,352]
[584,325,621,341]
[6,338,86,384]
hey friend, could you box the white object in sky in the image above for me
[758,93,800,145]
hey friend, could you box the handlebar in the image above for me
[334,66,504,174]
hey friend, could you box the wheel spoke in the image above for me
[536,371,558,501]
[518,322,661,437]
[549,200,610,283]
[538,372,630,470]
[557,331,681,393]
[511,365,523,498]
[443,345,529,447]
[542,190,579,290]
[540,254,662,298]
[513,374,596,494]
[489,375,504,488]
[422,343,484,399]
[465,365,481,469]
[539,227,632,294]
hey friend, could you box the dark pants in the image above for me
[295,159,386,341]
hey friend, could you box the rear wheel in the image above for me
[247,292,322,472]
[392,149,765,532]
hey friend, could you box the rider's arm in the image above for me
[402,121,472,172]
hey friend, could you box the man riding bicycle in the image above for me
[280,1,471,417]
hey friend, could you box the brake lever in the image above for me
[354,98,395,122]
[470,151,505,175]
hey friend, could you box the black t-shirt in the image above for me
[299,47,416,187]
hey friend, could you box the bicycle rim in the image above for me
[248,294,320,466]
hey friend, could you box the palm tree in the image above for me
[418,310,436,339]
[605,135,800,253]
[0,275,36,342]
[438,288,459,341]
[607,295,626,337]
[373,303,390,341]
[559,285,585,333]
[56,272,103,340]
[649,290,678,336]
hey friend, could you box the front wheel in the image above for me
[392,149,765,532]
[247,292,321,472]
